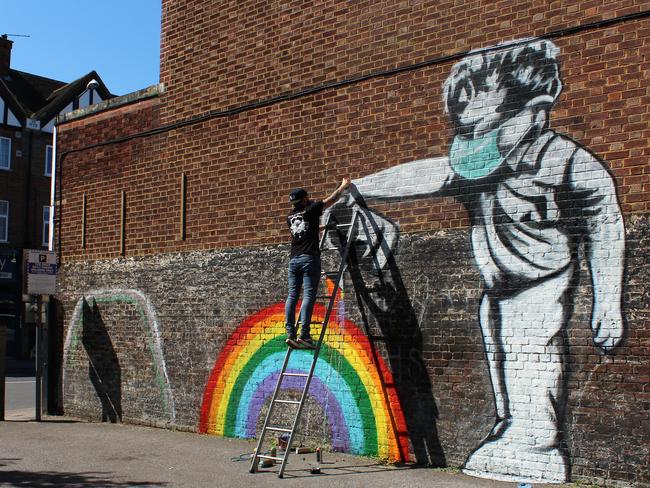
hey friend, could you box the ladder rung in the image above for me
[273,399,301,405]
[310,321,323,325]
[368,335,386,341]
[282,372,309,377]
[266,427,293,433]
[319,223,353,230]
[257,454,285,461]
[352,240,368,245]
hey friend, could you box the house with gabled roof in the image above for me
[0,34,112,361]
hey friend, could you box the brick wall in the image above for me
[56,1,650,485]
[0,126,52,250]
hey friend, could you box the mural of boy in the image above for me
[329,38,626,482]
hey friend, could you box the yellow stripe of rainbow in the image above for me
[199,302,409,461]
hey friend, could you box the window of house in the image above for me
[0,137,10,170]
[45,145,53,176]
[42,206,50,247]
[0,201,8,242]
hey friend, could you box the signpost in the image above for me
[24,250,57,421]
[26,250,57,296]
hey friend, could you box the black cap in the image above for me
[289,188,308,204]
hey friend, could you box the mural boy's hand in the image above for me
[322,185,399,270]
[591,303,624,353]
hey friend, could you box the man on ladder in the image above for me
[251,176,363,477]
[285,177,351,349]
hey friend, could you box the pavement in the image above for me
[0,415,581,488]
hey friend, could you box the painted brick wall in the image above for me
[56,1,649,486]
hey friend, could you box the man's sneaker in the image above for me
[297,337,317,349]
[286,337,300,348]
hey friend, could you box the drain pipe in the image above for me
[48,125,56,251]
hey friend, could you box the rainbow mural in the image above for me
[199,300,410,462]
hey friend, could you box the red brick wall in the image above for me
[57,98,165,259]
[0,126,52,250]
[58,1,650,260]
[56,2,650,485]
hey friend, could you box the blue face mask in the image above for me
[449,128,503,180]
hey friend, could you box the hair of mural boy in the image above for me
[442,38,563,128]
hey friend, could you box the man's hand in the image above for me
[324,176,353,209]
[591,302,624,353]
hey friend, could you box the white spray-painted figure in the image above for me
[328,39,625,482]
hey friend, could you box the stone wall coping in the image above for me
[56,83,164,125]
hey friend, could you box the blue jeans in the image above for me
[285,254,321,339]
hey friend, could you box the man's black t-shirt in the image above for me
[287,200,324,258]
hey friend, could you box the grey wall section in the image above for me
[59,248,290,429]
[57,215,649,484]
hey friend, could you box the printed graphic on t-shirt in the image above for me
[289,212,308,238]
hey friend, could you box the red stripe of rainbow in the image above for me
[199,302,410,461]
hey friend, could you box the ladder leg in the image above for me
[278,211,362,477]
[253,211,363,477]
[250,346,293,473]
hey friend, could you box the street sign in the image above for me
[25,250,57,295]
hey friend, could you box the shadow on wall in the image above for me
[328,203,446,467]
[81,298,122,423]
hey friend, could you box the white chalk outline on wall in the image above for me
[63,288,176,422]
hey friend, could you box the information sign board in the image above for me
[25,250,57,295]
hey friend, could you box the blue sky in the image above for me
[0,1,162,96]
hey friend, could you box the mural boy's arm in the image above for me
[351,156,453,202]
[570,149,626,353]
[324,156,453,269]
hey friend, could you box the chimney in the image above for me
[0,35,13,75]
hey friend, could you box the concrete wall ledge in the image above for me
[57,83,164,124]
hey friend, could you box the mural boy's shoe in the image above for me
[297,336,317,349]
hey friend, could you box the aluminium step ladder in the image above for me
[249,209,363,478]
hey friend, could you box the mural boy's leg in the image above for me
[464,267,573,483]
[478,294,510,432]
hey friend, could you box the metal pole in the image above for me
[49,126,57,251]
[0,321,6,421]
[35,296,42,421]
[42,296,48,415]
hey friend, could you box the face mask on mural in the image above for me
[449,128,503,179]
[449,99,549,180]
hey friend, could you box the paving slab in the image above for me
[0,417,577,488]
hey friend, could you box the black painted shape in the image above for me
[81,298,122,423]
[330,203,446,467]
[48,298,64,415]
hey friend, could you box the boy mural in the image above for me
[329,38,625,482]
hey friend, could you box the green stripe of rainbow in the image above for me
[199,302,410,461]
